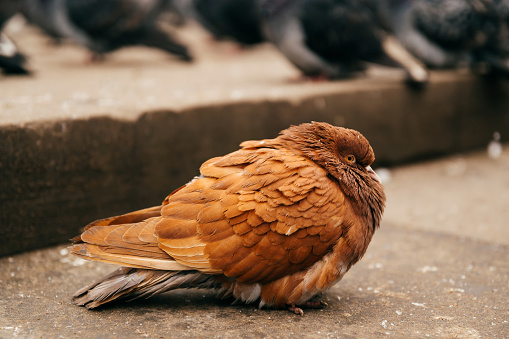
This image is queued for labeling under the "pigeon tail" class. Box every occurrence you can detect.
[73,268,219,309]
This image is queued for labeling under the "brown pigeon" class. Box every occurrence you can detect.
[70,122,386,315]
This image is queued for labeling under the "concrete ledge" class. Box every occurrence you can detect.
[1,27,509,256]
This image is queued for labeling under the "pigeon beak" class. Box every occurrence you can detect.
[366,166,382,184]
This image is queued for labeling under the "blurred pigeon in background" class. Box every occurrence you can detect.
[0,0,30,75]
[470,0,509,77]
[182,0,265,46]
[376,0,509,76]
[260,0,429,84]
[21,0,192,61]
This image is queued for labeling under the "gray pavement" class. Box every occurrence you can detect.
[1,149,508,338]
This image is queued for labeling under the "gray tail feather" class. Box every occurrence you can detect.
[73,268,219,309]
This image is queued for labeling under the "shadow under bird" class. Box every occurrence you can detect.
[21,0,192,61]
[70,122,385,315]
[376,0,509,76]
[259,0,429,84]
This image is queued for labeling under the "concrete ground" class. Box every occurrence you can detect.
[1,148,508,338]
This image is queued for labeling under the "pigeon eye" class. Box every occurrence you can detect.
[345,155,356,163]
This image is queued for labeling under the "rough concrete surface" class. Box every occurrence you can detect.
[1,149,508,338]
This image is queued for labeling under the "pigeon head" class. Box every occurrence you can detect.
[278,122,385,227]
[278,122,375,177]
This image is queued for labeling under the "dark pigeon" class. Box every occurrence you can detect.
[189,0,265,46]
[376,0,509,75]
[260,0,429,84]
[470,0,509,77]
[21,0,192,61]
